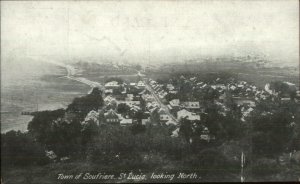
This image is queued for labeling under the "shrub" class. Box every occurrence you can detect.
[1,131,49,167]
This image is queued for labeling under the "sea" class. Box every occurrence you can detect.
[1,58,88,133]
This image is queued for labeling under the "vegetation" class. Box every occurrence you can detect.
[2,70,300,183]
[66,87,104,120]
[1,130,49,167]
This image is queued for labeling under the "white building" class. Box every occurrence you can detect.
[177,109,200,121]
[105,81,120,88]
[137,81,146,88]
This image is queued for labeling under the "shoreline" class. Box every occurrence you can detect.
[1,58,106,134]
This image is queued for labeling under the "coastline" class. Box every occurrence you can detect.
[1,60,90,133]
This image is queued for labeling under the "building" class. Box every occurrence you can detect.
[142,118,150,125]
[82,110,100,126]
[104,96,117,105]
[182,101,200,112]
[105,81,120,89]
[142,94,155,102]
[137,81,146,88]
[105,89,113,95]
[169,90,178,94]
[104,109,122,124]
[171,128,180,137]
[177,109,200,121]
[166,84,175,91]
[165,119,177,126]
[232,97,256,107]
[120,118,133,126]
[170,99,180,107]
[118,101,140,107]
[200,127,216,142]
[160,114,171,122]
[125,94,134,101]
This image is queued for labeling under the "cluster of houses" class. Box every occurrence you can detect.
[148,79,170,99]
[80,75,299,144]
[147,76,299,141]
[104,80,146,95]
[147,78,216,142]
[101,80,149,126]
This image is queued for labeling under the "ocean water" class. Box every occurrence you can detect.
[1,58,89,133]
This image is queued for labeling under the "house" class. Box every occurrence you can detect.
[121,88,127,94]
[82,110,100,126]
[165,119,177,126]
[120,118,133,126]
[142,94,155,102]
[215,84,226,90]
[166,84,175,91]
[280,97,291,102]
[237,84,244,89]
[146,102,159,110]
[105,81,120,89]
[177,109,200,121]
[169,90,178,94]
[137,81,146,88]
[60,156,70,162]
[229,85,237,91]
[142,118,150,125]
[149,80,156,85]
[170,99,180,107]
[241,107,254,122]
[158,108,166,115]
[130,105,141,112]
[182,101,200,112]
[118,101,140,107]
[104,109,122,124]
[169,99,180,114]
[105,89,113,95]
[160,114,171,122]
[104,96,117,105]
[232,97,256,107]
[200,127,215,142]
[171,128,180,137]
[125,94,134,101]
[190,77,197,82]
[45,150,57,160]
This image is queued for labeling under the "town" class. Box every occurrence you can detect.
[3,64,300,182]
[79,71,300,145]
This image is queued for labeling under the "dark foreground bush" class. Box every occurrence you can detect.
[1,130,49,167]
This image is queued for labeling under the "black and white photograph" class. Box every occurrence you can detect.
[1,0,300,183]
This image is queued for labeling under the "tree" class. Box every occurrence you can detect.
[117,103,130,115]
[252,109,293,158]
[1,131,49,166]
[81,118,99,145]
[184,148,232,178]
[131,123,146,135]
[67,87,104,120]
[179,117,193,143]
[27,109,65,144]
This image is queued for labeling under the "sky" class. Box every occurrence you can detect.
[1,0,299,66]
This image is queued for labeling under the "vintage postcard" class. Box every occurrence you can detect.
[1,0,299,183]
